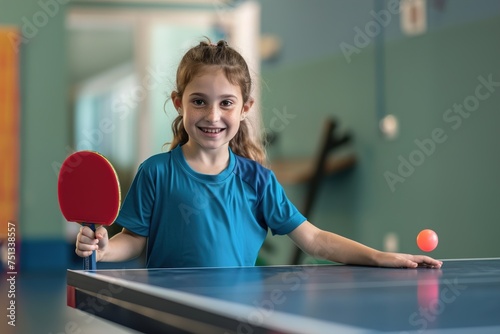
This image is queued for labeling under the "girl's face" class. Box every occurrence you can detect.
[175,66,252,154]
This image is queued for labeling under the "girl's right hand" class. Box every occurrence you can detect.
[75,225,109,261]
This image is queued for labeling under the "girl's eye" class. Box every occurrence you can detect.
[221,100,233,107]
[192,99,205,106]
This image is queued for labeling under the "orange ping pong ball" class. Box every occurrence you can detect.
[417,229,438,252]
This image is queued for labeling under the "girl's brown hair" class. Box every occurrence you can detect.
[168,40,266,165]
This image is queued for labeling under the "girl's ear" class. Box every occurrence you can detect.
[171,92,182,111]
[242,98,254,116]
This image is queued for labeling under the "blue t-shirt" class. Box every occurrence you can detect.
[116,145,306,268]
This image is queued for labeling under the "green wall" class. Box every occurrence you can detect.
[1,0,69,268]
[261,15,500,262]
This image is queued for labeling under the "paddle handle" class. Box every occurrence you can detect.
[83,223,97,271]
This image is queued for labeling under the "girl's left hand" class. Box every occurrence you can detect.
[375,252,443,269]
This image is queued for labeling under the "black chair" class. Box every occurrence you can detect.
[290,118,353,265]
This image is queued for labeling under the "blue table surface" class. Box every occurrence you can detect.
[68,258,500,333]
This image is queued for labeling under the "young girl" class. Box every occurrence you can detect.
[75,40,442,269]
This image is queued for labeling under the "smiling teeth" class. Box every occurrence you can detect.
[202,128,222,133]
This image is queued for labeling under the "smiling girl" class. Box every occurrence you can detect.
[75,40,442,270]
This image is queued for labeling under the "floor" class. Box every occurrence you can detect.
[1,249,143,334]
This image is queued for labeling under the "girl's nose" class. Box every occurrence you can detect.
[205,106,221,123]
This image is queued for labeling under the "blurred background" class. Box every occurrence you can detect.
[1,0,500,271]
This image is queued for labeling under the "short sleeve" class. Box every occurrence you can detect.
[259,172,306,235]
[115,162,156,237]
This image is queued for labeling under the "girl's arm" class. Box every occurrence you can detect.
[76,226,146,262]
[288,221,442,268]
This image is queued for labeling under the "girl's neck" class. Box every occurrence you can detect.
[181,143,230,175]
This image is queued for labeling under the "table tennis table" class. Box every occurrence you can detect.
[67,258,500,333]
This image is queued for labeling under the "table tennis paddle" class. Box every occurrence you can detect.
[57,151,121,270]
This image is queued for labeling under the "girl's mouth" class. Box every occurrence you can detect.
[199,127,225,134]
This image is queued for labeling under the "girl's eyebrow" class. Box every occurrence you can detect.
[220,94,239,100]
[188,92,207,97]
